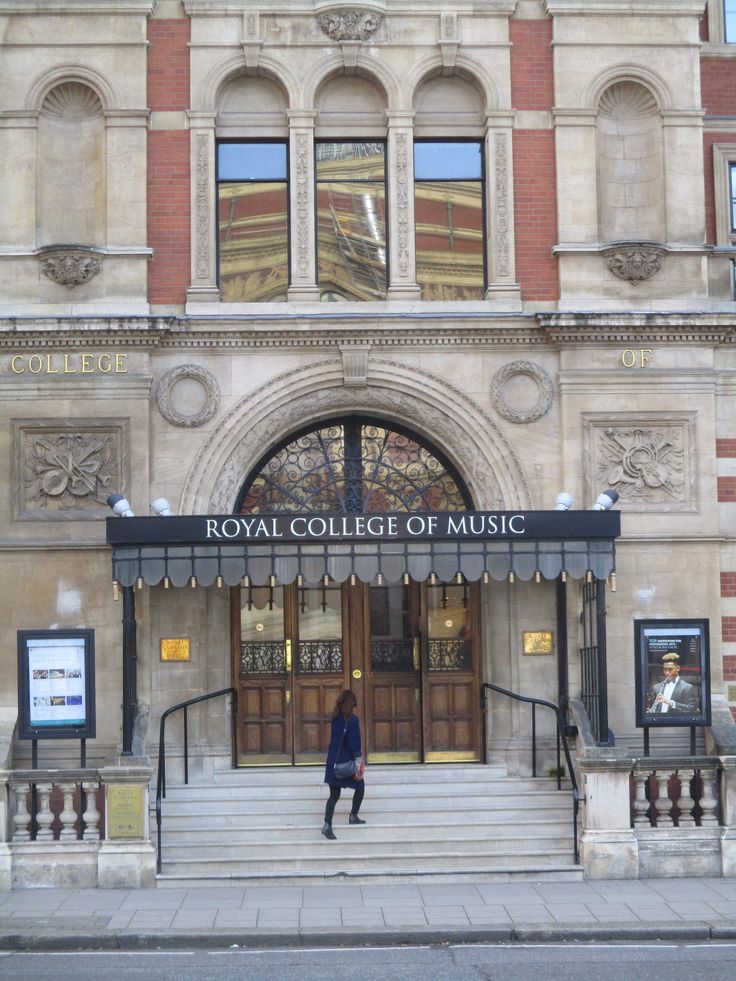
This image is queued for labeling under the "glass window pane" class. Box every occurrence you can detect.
[415,180,485,300]
[316,142,385,181]
[730,163,736,232]
[218,143,287,181]
[414,142,482,180]
[317,183,387,300]
[727,1,736,43]
[218,182,289,301]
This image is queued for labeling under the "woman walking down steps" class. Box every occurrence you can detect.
[322,689,366,840]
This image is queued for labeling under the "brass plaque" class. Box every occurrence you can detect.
[523,630,554,655]
[107,785,145,840]
[160,637,190,661]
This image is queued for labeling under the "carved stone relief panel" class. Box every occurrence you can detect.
[12,419,129,521]
[583,414,696,512]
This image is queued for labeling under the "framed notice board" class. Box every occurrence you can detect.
[634,618,710,729]
[17,629,96,740]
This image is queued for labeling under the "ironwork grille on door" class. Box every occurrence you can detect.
[580,580,610,745]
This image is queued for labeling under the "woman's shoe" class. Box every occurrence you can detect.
[349,814,366,824]
[321,822,337,840]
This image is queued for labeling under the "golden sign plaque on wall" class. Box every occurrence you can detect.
[107,785,145,840]
[523,631,554,655]
[160,638,190,662]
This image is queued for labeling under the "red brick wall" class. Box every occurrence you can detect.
[724,655,736,680]
[509,19,554,111]
[718,476,736,502]
[723,618,736,644]
[148,20,190,111]
[513,130,559,300]
[147,19,191,306]
[717,439,736,458]
[721,572,736,597]
[701,58,736,115]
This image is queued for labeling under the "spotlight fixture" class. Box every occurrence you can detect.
[107,494,135,517]
[554,492,573,511]
[151,498,173,516]
[591,488,619,511]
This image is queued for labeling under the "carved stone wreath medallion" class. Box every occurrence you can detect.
[317,10,383,41]
[601,243,665,284]
[156,364,221,428]
[38,246,103,289]
[490,361,554,424]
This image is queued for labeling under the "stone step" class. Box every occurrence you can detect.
[208,763,511,785]
[159,821,573,848]
[156,866,584,887]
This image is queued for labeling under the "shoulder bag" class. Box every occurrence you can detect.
[332,721,357,779]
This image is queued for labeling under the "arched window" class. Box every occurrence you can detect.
[216,75,289,301]
[237,417,471,514]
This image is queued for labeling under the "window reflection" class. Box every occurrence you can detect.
[727,0,736,43]
[414,141,485,301]
[217,143,289,302]
[730,162,736,233]
[316,142,387,301]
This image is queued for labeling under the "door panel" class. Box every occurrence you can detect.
[423,583,481,761]
[367,584,421,761]
[234,578,481,765]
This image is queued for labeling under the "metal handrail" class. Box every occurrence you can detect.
[155,686,238,873]
[480,682,582,864]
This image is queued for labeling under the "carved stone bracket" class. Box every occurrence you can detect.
[490,361,554,424]
[601,242,666,285]
[317,9,384,41]
[156,364,221,428]
[38,246,103,289]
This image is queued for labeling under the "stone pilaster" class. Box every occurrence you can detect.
[186,112,219,304]
[386,112,420,301]
[485,114,521,308]
[287,112,320,301]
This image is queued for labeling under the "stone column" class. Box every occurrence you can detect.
[484,113,521,308]
[98,761,155,888]
[287,111,320,301]
[186,112,220,304]
[386,111,420,301]
[0,113,37,249]
[578,756,639,879]
[105,111,149,249]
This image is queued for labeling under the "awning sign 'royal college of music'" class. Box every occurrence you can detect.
[107,511,620,589]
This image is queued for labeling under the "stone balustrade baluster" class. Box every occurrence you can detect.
[698,768,719,826]
[35,782,54,841]
[11,782,31,842]
[675,768,696,827]
[653,770,674,827]
[58,782,78,841]
[81,781,101,841]
[632,770,652,827]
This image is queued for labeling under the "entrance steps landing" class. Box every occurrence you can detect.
[155,763,582,886]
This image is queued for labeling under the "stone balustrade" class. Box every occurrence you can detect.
[631,759,720,829]
[0,760,155,889]
[8,770,102,843]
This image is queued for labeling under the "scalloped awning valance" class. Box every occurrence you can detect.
[107,511,619,587]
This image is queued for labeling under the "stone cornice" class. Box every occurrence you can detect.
[183,0,518,14]
[1,313,735,349]
[0,0,153,11]
[545,0,704,13]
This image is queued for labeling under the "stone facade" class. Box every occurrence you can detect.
[1,0,736,879]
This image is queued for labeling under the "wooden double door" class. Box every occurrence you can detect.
[232,580,482,765]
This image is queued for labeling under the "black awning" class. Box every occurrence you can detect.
[108,511,619,587]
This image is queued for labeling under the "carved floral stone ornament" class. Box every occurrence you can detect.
[601,242,666,285]
[38,245,103,289]
[156,364,221,428]
[490,361,554,425]
[316,7,384,41]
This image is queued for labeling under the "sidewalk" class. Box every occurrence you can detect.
[0,876,735,950]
